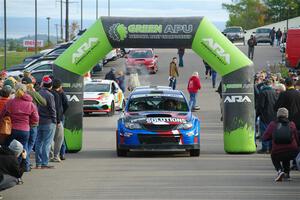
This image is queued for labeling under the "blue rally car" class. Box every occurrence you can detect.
[116,86,200,157]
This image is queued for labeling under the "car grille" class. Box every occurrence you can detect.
[84,100,99,105]
[138,134,181,145]
[142,124,177,132]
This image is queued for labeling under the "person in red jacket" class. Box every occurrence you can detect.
[263,107,300,182]
[187,72,201,111]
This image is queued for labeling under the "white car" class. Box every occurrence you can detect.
[83,79,125,116]
[104,49,118,63]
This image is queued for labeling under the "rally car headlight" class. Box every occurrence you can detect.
[125,122,142,130]
[177,122,193,130]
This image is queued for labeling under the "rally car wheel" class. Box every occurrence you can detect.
[108,102,115,116]
[189,149,200,157]
[121,100,126,111]
[117,148,128,157]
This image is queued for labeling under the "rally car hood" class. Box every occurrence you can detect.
[124,111,192,125]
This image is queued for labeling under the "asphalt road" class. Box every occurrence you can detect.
[2,45,300,200]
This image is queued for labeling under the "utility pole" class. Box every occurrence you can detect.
[55,24,59,43]
[65,0,69,42]
[96,0,99,19]
[35,0,38,54]
[46,17,51,46]
[3,0,7,69]
[80,0,83,30]
[108,0,110,16]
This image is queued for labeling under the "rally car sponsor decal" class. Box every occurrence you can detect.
[146,117,187,124]
[131,93,184,99]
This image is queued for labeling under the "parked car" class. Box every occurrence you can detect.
[125,48,158,74]
[223,26,246,44]
[104,49,118,64]
[83,79,125,116]
[116,86,200,157]
[286,29,300,69]
[254,28,272,45]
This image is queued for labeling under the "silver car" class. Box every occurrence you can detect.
[254,28,272,45]
[223,26,246,45]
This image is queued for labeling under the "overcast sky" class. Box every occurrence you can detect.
[2,0,231,21]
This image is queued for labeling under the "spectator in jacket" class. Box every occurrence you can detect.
[257,79,278,154]
[105,68,117,82]
[49,79,64,163]
[276,28,282,46]
[1,83,39,158]
[274,77,300,131]
[116,71,125,92]
[35,76,56,169]
[187,72,201,111]
[177,48,185,67]
[58,87,69,161]
[21,77,47,171]
[270,27,276,46]
[169,57,179,90]
[247,35,256,60]
[263,108,300,181]
[0,86,13,145]
[0,140,26,192]
[203,60,211,79]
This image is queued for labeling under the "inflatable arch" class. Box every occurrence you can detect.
[54,17,256,153]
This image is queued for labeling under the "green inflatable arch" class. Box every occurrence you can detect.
[54,17,256,153]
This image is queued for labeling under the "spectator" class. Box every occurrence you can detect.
[0,86,13,145]
[22,77,47,171]
[257,79,277,154]
[1,83,39,158]
[128,73,140,92]
[187,72,201,111]
[274,83,286,94]
[247,35,256,60]
[105,68,117,82]
[0,140,26,192]
[49,79,64,163]
[203,60,211,79]
[276,28,282,46]
[270,27,276,46]
[216,81,223,121]
[274,77,300,131]
[211,69,217,88]
[58,86,69,161]
[0,71,7,81]
[263,108,299,181]
[177,48,185,67]
[169,57,179,90]
[116,71,125,93]
[35,76,56,169]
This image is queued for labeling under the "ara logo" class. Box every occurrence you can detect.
[224,95,251,103]
[202,38,230,65]
[72,37,99,64]
[66,95,80,102]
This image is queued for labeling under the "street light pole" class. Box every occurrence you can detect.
[65,0,69,42]
[80,0,83,30]
[35,0,38,54]
[96,0,98,19]
[60,0,63,41]
[46,17,51,46]
[108,0,110,16]
[3,0,7,69]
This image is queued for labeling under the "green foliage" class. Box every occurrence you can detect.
[263,0,299,23]
[222,0,268,29]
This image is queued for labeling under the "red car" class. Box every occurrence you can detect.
[286,29,300,69]
[125,49,158,74]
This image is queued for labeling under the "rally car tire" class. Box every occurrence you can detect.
[121,100,126,111]
[117,148,128,157]
[189,149,200,157]
[108,102,115,116]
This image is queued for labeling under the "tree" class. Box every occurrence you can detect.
[222,0,268,29]
[8,40,17,51]
[263,0,299,23]
[69,21,80,40]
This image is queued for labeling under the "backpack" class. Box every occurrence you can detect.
[273,122,292,144]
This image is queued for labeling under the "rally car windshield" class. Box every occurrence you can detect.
[128,94,189,112]
[84,83,110,93]
[129,51,153,58]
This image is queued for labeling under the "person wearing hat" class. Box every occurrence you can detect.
[0,140,27,192]
[263,108,300,182]
[257,79,278,154]
[35,76,56,169]
[22,76,46,171]
[104,67,117,82]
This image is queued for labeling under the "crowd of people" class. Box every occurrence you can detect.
[0,71,69,193]
[255,70,300,181]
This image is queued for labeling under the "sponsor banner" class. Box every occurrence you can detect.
[191,17,253,76]
[223,95,252,103]
[23,40,44,47]
[146,117,187,124]
[101,17,202,48]
[54,20,113,75]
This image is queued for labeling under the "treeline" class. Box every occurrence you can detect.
[222,0,300,29]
